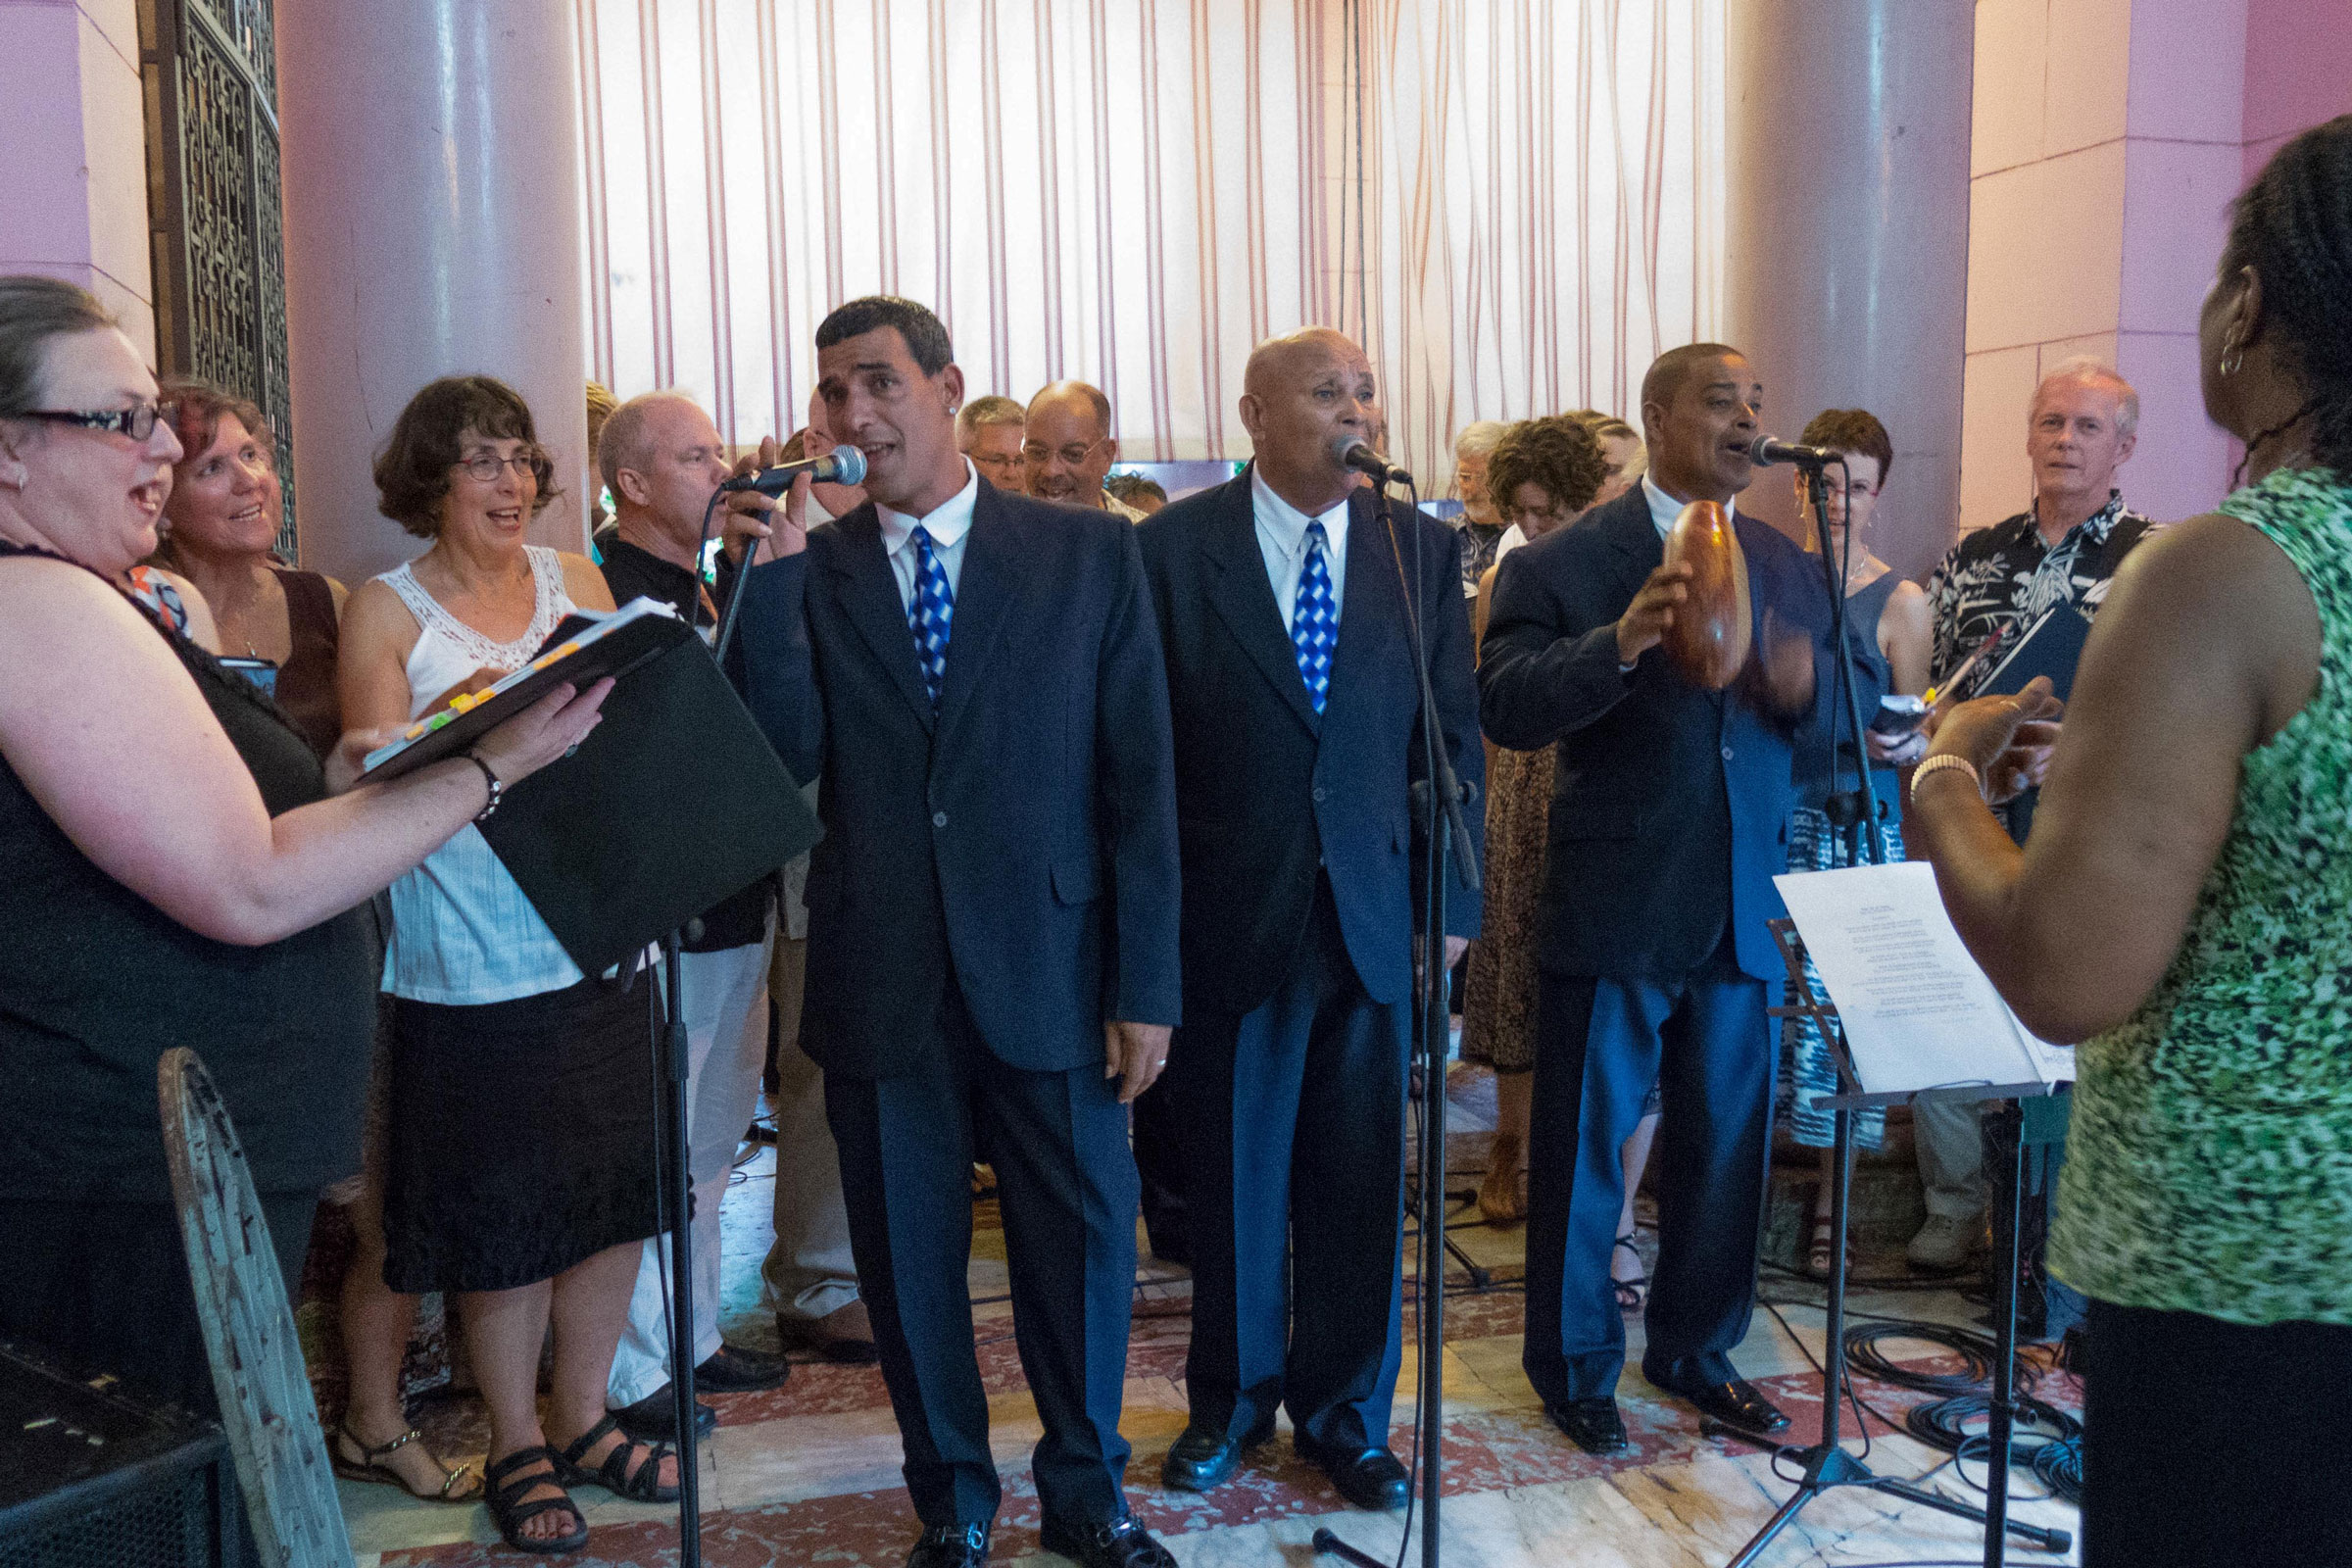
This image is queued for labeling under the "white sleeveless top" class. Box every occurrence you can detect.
[378,546,584,1004]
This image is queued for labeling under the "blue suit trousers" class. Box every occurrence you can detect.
[1522,941,1776,1405]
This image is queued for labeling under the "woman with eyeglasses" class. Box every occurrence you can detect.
[1778,408,1932,1279]
[0,280,606,1442]
[338,375,675,1554]
[150,380,349,758]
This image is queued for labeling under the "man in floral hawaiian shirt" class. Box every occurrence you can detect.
[1912,357,2153,1285]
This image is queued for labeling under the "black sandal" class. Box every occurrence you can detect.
[330,1421,480,1501]
[556,1412,679,1502]
[482,1446,589,1556]
[1612,1235,1648,1314]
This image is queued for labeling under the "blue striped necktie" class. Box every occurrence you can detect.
[1292,519,1336,714]
[907,525,955,708]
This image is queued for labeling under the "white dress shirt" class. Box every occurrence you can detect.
[1641,472,1736,540]
[1251,466,1351,632]
[876,459,981,611]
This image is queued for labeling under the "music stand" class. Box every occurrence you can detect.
[1706,919,2072,1568]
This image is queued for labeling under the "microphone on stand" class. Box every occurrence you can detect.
[1748,434,1840,468]
[1333,434,1411,487]
[717,444,869,495]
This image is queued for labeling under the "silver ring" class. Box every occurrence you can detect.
[564,744,580,759]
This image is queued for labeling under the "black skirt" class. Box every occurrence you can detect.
[383,974,660,1294]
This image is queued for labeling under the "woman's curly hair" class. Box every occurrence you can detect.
[373,375,561,539]
[1487,415,1608,522]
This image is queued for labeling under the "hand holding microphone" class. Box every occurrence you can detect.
[728,441,872,564]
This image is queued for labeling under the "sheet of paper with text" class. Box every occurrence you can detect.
[1774,861,2075,1097]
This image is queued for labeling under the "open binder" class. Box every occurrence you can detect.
[361,597,821,976]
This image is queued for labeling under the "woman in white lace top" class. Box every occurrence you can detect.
[339,376,674,1554]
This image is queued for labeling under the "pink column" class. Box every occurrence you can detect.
[0,0,157,358]
[1723,0,1979,582]
[275,0,589,585]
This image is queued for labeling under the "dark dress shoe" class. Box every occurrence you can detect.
[696,1342,790,1392]
[1159,1416,1275,1492]
[1642,1355,1789,1433]
[777,1300,882,1365]
[1297,1438,1411,1511]
[612,1387,716,1442]
[906,1521,991,1568]
[1545,1397,1630,1455]
[1039,1512,1177,1568]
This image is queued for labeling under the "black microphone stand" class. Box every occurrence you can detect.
[630,483,746,1568]
[1706,466,2068,1567]
[1314,474,1479,1568]
[654,933,704,1568]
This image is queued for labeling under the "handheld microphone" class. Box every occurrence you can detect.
[1333,435,1411,487]
[1748,435,1839,468]
[717,445,869,495]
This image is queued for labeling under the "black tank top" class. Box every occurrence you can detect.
[0,541,373,1200]
[1791,567,1907,809]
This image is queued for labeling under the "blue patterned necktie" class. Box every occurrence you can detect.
[1291,519,1337,714]
[907,524,955,709]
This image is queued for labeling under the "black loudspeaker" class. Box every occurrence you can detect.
[0,1342,244,1568]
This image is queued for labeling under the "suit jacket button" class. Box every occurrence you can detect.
[1312,786,1328,803]
[1721,746,1734,760]
[933,810,949,828]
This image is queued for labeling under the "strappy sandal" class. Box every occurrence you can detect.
[555,1412,680,1502]
[1805,1214,1837,1279]
[1612,1235,1648,1314]
[330,1421,481,1501]
[482,1446,589,1556]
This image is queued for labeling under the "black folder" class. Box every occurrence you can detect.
[476,635,821,976]
[356,598,693,783]
[1978,604,2095,703]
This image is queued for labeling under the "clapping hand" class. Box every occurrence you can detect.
[1923,676,2064,805]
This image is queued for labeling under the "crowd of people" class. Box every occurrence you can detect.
[0,115,2346,1568]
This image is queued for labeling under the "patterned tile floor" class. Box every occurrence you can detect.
[343,1071,2082,1568]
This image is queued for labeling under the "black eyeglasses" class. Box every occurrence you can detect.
[16,401,177,442]
[451,448,546,483]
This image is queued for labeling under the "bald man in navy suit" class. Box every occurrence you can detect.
[1480,343,1832,1456]
[1140,329,1483,1511]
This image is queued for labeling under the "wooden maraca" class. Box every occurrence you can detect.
[1660,499,1751,689]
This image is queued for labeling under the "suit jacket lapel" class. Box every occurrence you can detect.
[1327,486,1401,723]
[933,485,1024,746]
[1602,486,1665,605]
[1200,472,1322,735]
[825,506,936,731]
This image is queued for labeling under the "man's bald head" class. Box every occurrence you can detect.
[1242,327,1370,401]
[598,390,709,501]
[600,390,732,556]
[1021,379,1119,504]
[1238,327,1381,514]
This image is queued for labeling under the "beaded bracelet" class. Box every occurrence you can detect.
[1909,753,1983,805]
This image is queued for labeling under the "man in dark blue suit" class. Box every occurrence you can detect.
[728,297,1183,1568]
[1138,329,1483,1509]
[1479,343,1827,1455]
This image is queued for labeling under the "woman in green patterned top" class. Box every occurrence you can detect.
[1909,117,2352,1568]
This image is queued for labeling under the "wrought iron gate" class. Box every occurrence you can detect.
[141,0,296,563]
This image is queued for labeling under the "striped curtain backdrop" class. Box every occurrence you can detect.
[573,0,1724,492]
